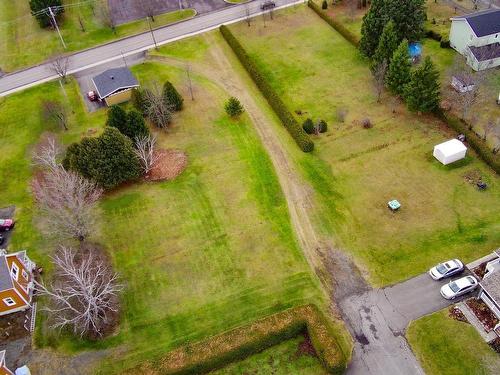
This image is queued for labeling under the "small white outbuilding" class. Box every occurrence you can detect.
[433,139,467,165]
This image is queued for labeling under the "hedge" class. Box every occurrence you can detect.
[126,304,347,374]
[308,0,360,47]
[438,111,500,174]
[219,25,314,152]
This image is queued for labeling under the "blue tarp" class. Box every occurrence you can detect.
[408,43,422,58]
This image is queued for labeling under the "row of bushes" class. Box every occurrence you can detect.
[126,304,347,374]
[219,25,314,152]
[308,0,360,47]
[424,29,450,48]
[438,111,500,174]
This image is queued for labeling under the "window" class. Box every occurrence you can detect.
[3,298,16,307]
[11,263,19,280]
[22,270,28,280]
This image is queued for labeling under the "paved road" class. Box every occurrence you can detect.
[340,271,472,375]
[0,0,300,97]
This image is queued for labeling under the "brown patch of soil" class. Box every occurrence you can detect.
[295,332,317,358]
[472,262,487,279]
[466,298,499,331]
[148,149,188,182]
[0,311,31,342]
[448,306,468,323]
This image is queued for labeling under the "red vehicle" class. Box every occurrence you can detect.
[0,219,15,232]
[87,90,98,102]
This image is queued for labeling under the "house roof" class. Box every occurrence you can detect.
[481,270,500,304]
[92,68,139,99]
[469,43,500,62]
[452,9,500,37]
[0,255,13,292]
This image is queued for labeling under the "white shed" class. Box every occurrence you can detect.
[433,139,467,165]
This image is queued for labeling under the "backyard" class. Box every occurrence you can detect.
[228,5,500,286]
[407,309,500,375]
[0,0,194,72]
[0,32,346,373]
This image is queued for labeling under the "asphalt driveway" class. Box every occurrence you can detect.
[339,270,473,375]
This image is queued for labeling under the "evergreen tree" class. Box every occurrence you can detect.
[302,118,314,134]
[163,81,183,111]
[385,39,412,96]
[29,0,64,28]
[125,110,150,141]
[372,20,400,69]
[63,127,141,189]
[131,89,147,115]
[105,105,127,130]
[224,97,244,117]
[360,0,425,58]
[404,57,441,113]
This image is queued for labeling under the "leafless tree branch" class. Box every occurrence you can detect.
[134,134,161,174]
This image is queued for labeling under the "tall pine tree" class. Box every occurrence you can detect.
[372,20,400,69]
[163,81,184,111]
[404,57,441,113]
[385,39,412,96]
[29,0,64,28]
[360,0,425,58]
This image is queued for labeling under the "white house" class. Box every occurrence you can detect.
[449,9,500,71]
[433,139,467,165]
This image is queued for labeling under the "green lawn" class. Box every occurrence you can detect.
[229,5,500,286]
[1,52,331,373]
[212,335,328,375]
[407,309,500,375]
[0,0,194,72]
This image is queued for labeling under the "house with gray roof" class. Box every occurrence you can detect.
[478,249,500,337]
[91,67,139,106]
[449,9,500,71]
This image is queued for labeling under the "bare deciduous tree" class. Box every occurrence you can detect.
[42,100,69,130]
[31,137,103,241]
[134,134,161,174]
[372,59,388,103]
[97,1,115,32]
[144,84,173,129]
[186,63,194,101]
[35,245,122,338]
[50,55,69,82]
[245,3,251,26]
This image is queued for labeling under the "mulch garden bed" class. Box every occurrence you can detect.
[0,310,31,342]
[295,331,317,358]
[466,298,499,331]
[448,306,469,324]
[489,337,500,354]
[472,262,487,279]
[147,149,188,182]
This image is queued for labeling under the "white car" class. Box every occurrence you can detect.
[440,276,478,300]
[429,259,464,280]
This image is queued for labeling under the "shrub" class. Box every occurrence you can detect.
[318,119,328,133]
[163,81,184,111]
[308,1,360,47]
[106,105,127,130]
[125,305,347,375]
[225,97,244,117]
[303,118,314,134]
[30,0,63,28]
[362,118,373,128]
[220,25,314,152]
[131,88,148,115]
[106,107,149,141]
[425,29,442,42]
[440,38,450,48]
[64,127,141,189]
[322,0,328,9]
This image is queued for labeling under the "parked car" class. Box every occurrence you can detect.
[440,275,478,300]
[0,234,4,245]
[261,1,276,10]
[429,259,464,280]
[0,219,14,232]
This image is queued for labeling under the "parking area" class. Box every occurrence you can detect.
[108,0,233,25]
[0,206,15,248]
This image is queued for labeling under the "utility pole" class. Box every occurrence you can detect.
[147,16,158,50]
[48,6,66,49]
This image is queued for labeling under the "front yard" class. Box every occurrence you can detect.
[408,309,500,375]
[228,5,500,286]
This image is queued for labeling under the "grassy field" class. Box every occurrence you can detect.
[407,309,500,375]
[0,0,194,72]
[212,335,328,375]
[229,5,500,286]
[1,40,336,373]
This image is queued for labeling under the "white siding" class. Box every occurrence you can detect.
[450,20,473,53]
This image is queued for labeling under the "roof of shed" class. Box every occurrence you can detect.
[452,9,500,37]
[92,68,139,99]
